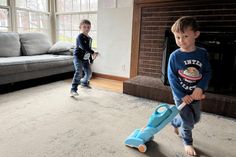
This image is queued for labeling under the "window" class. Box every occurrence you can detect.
[16,0,48,12]
[0,0,98,44]
[16,0,50,34]
[0,0,7,6]
[0,0,10,32]
[56,0,98,48]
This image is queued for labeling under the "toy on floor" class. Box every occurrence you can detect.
[124,103,185,152]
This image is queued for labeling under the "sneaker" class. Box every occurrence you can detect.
[70,91,79,97]
[81,84,92,89]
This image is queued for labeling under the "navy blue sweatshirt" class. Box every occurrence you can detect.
[74,33,94,61]
[167,47,211,100]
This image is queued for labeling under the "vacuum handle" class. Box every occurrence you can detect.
[177,102,187,111]
[177,94,206,111]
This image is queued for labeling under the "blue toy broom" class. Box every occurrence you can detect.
[124,102,188,153]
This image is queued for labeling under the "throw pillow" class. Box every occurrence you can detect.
[20,32,52,56]
[48,41,75,54]
[0,32,21,57]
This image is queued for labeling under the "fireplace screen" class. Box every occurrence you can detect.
[162,30,236,95]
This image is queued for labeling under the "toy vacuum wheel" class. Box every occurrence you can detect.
[138,144,147,153]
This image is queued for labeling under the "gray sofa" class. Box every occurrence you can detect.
[0,32,74,85]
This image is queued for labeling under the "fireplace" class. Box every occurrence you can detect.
[161,30,236,96]
[124,0,236,118]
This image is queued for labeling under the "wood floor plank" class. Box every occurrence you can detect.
[90,77,123,93]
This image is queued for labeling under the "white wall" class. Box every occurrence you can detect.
[92,0,133,78]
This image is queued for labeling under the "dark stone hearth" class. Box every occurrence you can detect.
[123,76,173,104]
[123,76,236,118]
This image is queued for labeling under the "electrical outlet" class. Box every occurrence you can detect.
[122,65,126,71]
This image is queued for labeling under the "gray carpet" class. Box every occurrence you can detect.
[0,80,235,157]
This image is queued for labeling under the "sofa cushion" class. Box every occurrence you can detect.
[20,32,52,56]
[0,32,21,57]
[48,41,75,54]
[0,54,73,76]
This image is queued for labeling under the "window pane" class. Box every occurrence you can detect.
[27,0,38,10]
[90,0,98,11]
[16,0,26,8]
[80,14,88,21]
[64,0,72,12]
[39,14,48,29]
[58,30,65,40]
[29,12,39,29]
[89,14,97,31]
[81,0,89,12]
[73,0,80,12]
[38,0,48,12]
[65,30,72,42]
[57,15,65,30]
[16,10,29,30]
[64,15,71,30]
[72,14,80,30]
[0,0,7,6]
[56,0,64,12]
[57,0,98,12]
[0,8,9,27]
[16,0,48,12]
[72,30,79,43]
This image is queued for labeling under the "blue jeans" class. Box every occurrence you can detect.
[71,56,91,92]
[171,99,201,145]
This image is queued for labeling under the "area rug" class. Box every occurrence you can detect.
[0,80,235,157]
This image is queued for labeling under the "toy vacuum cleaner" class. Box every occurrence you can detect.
[124,102,187,153]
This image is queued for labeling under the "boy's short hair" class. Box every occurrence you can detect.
[171,16,199,33]
[80,19,91,26]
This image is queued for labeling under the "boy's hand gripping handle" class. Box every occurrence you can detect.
[177,94,206,111]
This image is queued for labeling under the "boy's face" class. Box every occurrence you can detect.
[80,23,91,35]
[173,27,200,52]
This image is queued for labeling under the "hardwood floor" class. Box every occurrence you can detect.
[65,76,123,93]
[90,77,123,93]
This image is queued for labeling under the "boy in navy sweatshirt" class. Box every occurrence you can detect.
[167,16,211,156]
[70,19,98,96]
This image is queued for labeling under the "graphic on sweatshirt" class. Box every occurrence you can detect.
[178,60,203,91]
[178,67,202,82]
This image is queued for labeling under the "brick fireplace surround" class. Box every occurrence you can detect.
[123,0,236,118]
